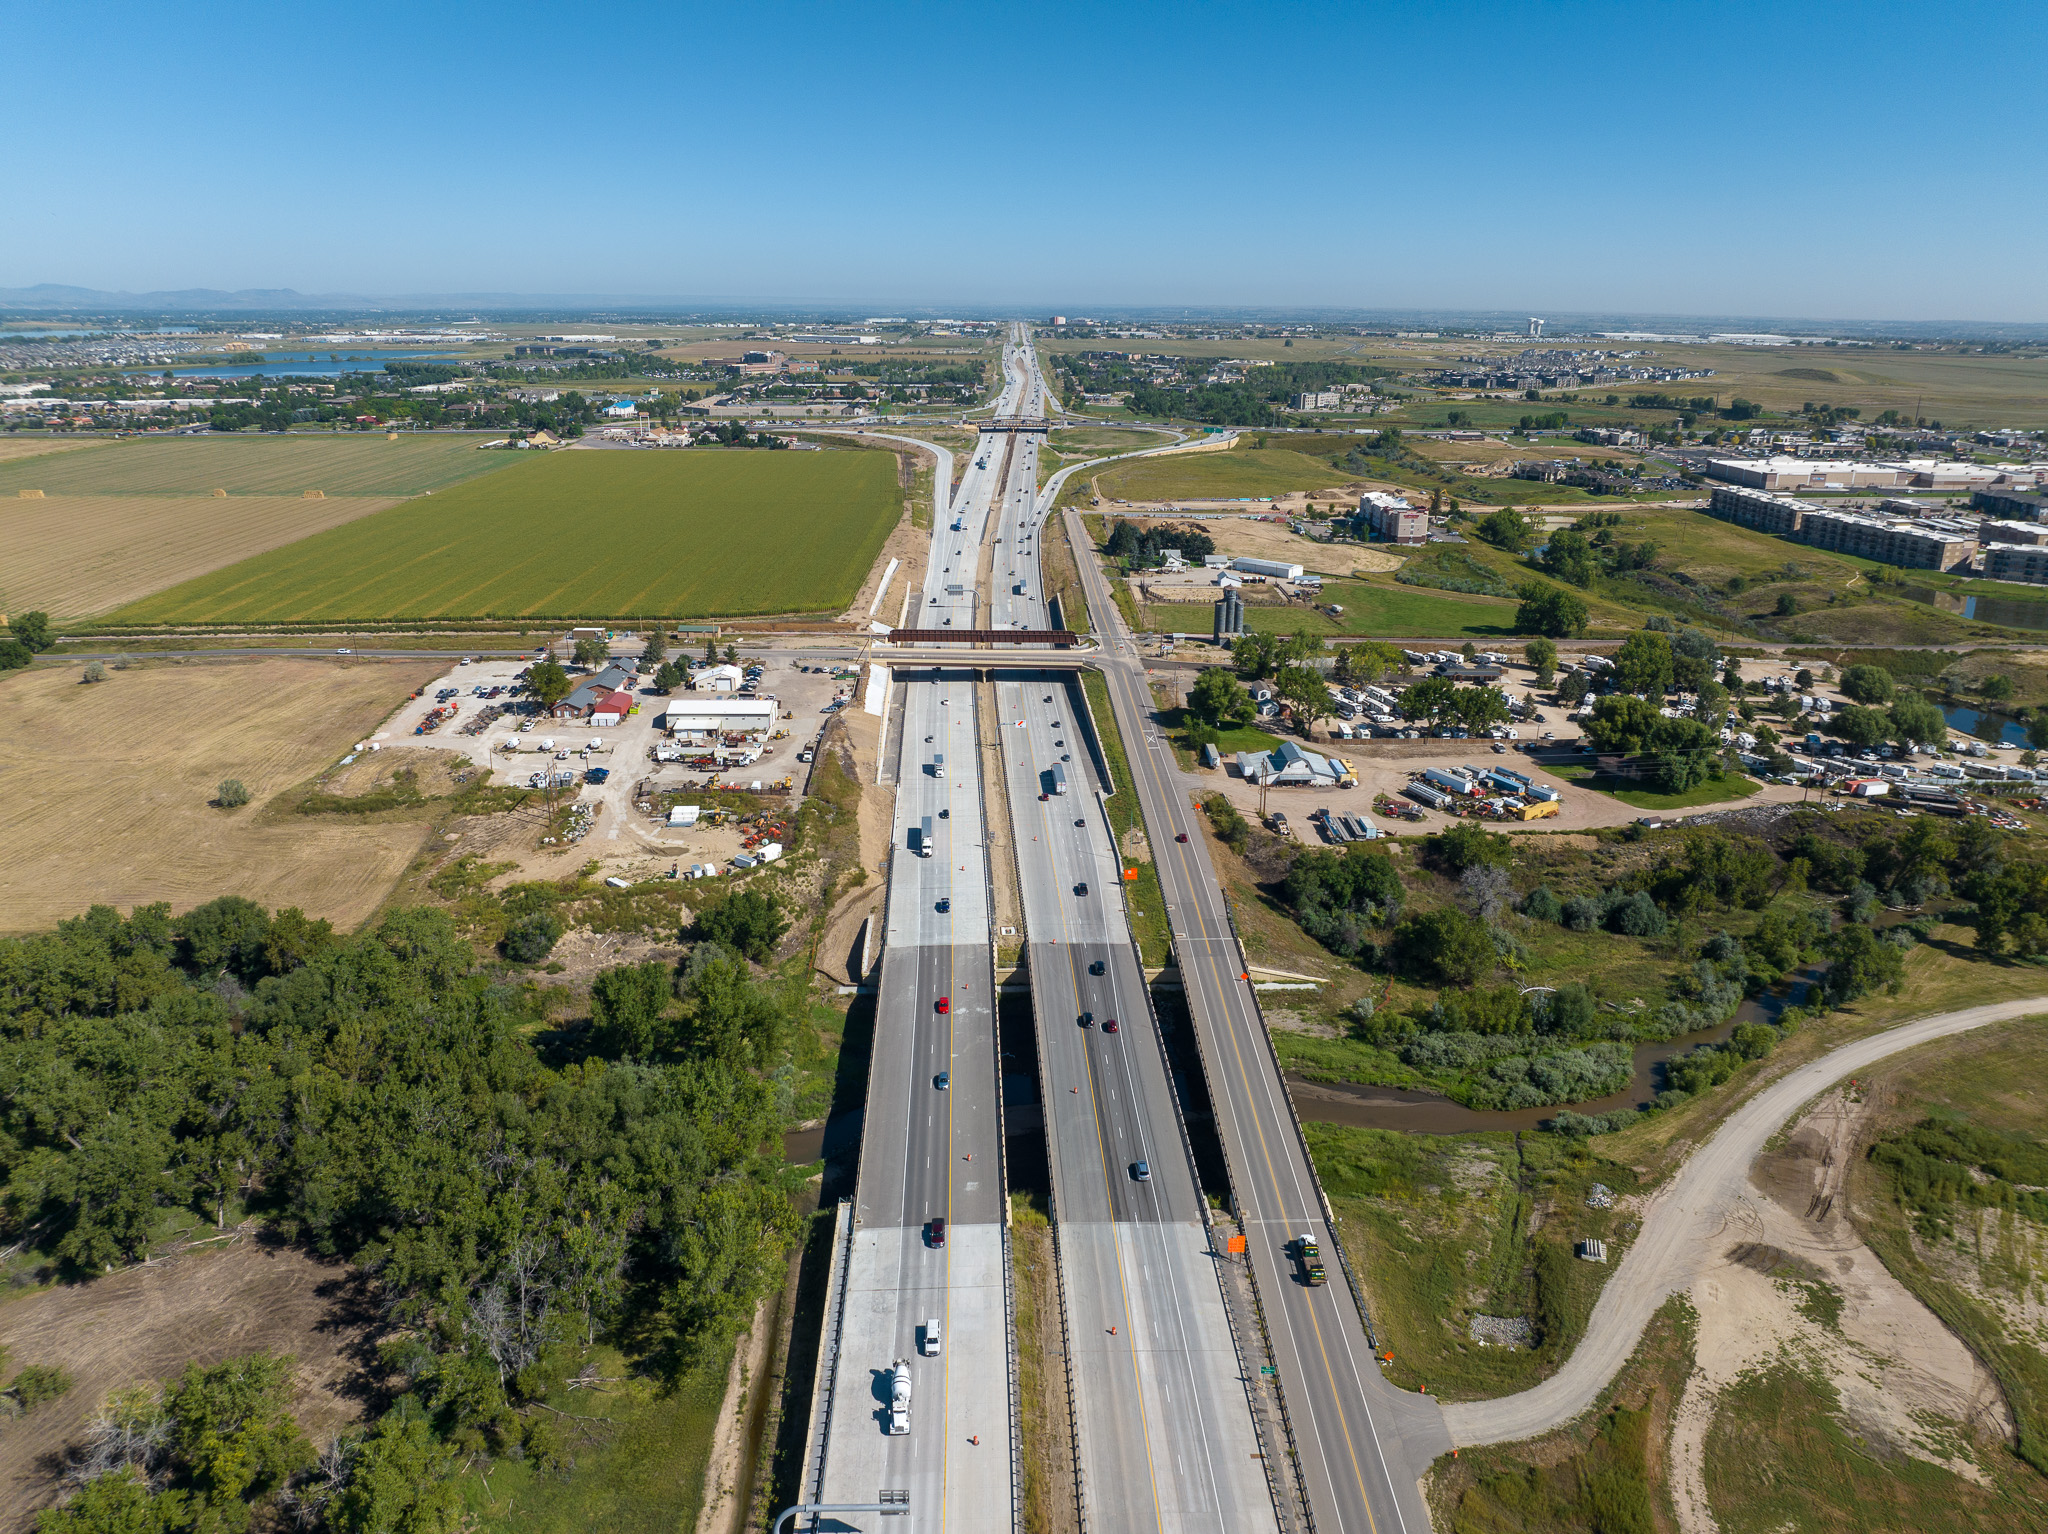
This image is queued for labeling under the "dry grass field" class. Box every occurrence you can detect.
[0,432,521,497]
[0,437,98,465]
[0,1241,373,1533]
[2,494,404,619]
[0,656,441,934]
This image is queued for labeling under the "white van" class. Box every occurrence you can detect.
[921,1318,942,1357]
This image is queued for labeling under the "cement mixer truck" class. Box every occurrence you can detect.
[888,1359,913,1435]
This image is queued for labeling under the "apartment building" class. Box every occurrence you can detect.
[1982,542,2048,584]
[1707,484,1813,535]
[1355,490,1429,543]
[1798,509,1976,570]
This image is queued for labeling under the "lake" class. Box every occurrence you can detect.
[148,350,474,379]
[1940,704,2031,748]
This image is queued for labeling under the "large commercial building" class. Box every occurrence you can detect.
[1982,543,2048,584]
[1708,484,1814,535]
[1355,490,1429,544]
[1231,557,1306,580]
[1705,456,1911,491]
[1798,509,1976,570]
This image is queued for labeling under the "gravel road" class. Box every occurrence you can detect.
[1440,993,2048,1447]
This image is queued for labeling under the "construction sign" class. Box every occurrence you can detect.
[1124,867,1139,881]
[1226,1234,1247,1254]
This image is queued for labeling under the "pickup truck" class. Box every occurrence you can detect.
[1294,1232,1326,1286]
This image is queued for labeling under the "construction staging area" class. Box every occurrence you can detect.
[798,331,1442,1533]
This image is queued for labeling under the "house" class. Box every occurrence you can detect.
[556,663,639,717]
[692,663,745,692]
[522,428,561,448]
[590,690,636,726]
[1236,739,1345,786]
[602,400,639,418]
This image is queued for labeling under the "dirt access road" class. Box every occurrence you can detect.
[1438,993,2048,1448]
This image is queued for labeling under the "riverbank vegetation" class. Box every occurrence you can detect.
[1,897,824,1532]
[1212,797,2048,1133]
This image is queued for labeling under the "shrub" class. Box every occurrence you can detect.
[1610,891,1666,938]
[215,778,252,809]
[1432,820,1513,874]
[82,661,107,683]
[7,1363,72,1412]
[1521,886,1564,924]
[696,890,787,962]
[502,910,563,963]
[1393,908,1496,986]
[1562,895,1602,931]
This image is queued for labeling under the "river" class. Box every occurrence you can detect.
[1902,584,2048,633]
[1288,965,1828,1134]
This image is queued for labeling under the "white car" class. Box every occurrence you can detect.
[335,647,352,655]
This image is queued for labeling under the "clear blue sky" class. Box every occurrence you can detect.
[6,0,2043,320]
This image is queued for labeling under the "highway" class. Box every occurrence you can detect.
[984,349,1276,1533]
[1021,344,1451,1530]
[808,345,1034,1531]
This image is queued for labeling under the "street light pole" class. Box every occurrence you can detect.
[772,1494,910,1533]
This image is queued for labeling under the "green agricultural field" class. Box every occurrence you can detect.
[0,432,524,497]
[110,447,902,624]
[1095,447,1358,502]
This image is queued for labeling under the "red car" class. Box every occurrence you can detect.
[928,1218,947,1247]
[1176,832,1189,842]
[1103,1019,1120,1034]
[936,997,950,1015]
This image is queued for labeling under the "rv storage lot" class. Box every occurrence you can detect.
[110,447,903,625]
[0,656,441,933]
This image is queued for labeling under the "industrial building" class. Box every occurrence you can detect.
[1354,491,1429,544]
[1231,557,1305,580]
[656,697,778,738]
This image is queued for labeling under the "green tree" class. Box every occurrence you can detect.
[642,629,667,667]
[1823,923,1906,1004]
[1980,674,2014,702]
[1188,666,1254,727]
[1775,591,1799,616]
[1524,637,1558,685]
[696,890,786,962]
[1830,705,1893,747]
[1889,693,1946,747]
[572,635,609,667]
[0,637,32,672]
[9,610,54,653]
[1397,675,1460,725]
[328,1401,463,1534]
[164,1351,312,1516]
[215,779,251,809]
[1514,583,1589,638]
[1537,530,1599,587]
[1432,820,1513,874]
[1449,685,1510,731]
[34,1469,188,1534]
[1274,663,1331,737]
[683,950,788,1064]
[1839,664,1895,705]
[653,660,685,693]
[592,961,676,1057]
[1614,630,1674,695]
[1394,908,1495,986]
[1231,631,1282,680]
[1671,652,1715,694]
[524,659,572,713]
[7,1364,72,1413]
[1476,507,1531,551]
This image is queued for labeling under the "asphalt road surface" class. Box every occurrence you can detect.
[1057,493,1451,1533]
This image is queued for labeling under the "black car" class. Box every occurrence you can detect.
[1074,882,1089,896]
[936,897,951,913]
[1079,1011,1094,1027]
[1089,960,1105,975]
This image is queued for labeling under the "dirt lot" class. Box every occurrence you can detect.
[0,438,99,466]
[2,493,405,619]
[0,655,440,933]
[0,1239,377,1532]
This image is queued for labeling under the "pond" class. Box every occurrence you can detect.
[1939,704,2031,748]
[1902,584,2048,633]
[1287,965,1827,1134]
[142,350,473,379]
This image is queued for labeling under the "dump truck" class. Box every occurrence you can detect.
[1295,1232,1326,1286]
[888,1359,913,1434]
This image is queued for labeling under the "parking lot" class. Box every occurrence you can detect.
[368,647,862,877]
